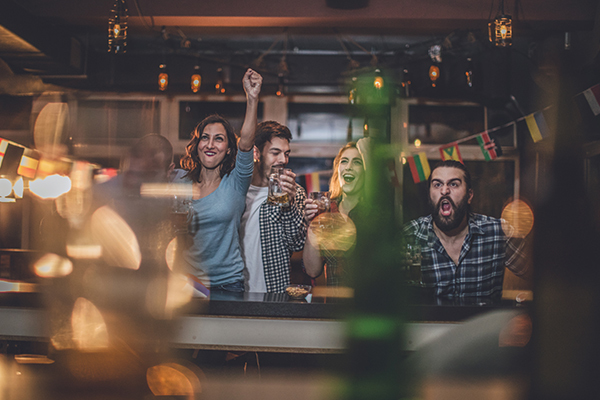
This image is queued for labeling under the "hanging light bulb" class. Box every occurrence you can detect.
[348,76,358,104]
[429,65,440,87]
[276,74,285,97]
[158,64,168,91]
[373,68,384,90]
[363,116,369,137]
[401,68,411,97]
[488,0,512,47]
[191,65,201,93]
[465,58,474,88]
[108,0,128,53]
[347,118,353,142]
[215,67,225,94]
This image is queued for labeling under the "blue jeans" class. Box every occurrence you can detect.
[212,280,244,292]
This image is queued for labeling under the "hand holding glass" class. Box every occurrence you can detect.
[268,167,291,207]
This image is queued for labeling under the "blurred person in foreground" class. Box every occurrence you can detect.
[171,68,262,292]
[302,140,368,286]
[239,121,307,293]
[403,160,529,300]
[93,133,175,261]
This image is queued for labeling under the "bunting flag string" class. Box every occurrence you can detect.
[406,153,431,183]
[439,142,463,163]
[583,85,600,115]
[476,132,498,160]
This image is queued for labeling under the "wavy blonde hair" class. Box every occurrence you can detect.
[328,142,358,202]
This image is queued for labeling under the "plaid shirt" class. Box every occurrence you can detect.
[403,213,528,298]
[259,186,307,293]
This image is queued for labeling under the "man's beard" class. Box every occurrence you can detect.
[430,194,469,232]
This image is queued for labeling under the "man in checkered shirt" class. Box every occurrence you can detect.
[239,121,307,293]
[403,160,529,299]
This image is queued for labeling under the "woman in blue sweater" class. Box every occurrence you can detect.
[173,69,262,292]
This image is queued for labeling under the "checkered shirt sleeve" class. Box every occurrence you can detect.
[260,186,307,293]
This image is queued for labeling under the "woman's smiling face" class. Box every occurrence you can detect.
[197,122,229,170]
[337,147,364,197]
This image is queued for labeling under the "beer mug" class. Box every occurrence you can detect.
[267,167,290,207]
[309,191,330,216]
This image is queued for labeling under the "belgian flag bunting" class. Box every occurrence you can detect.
[406,153,431,183]
[439,143,463,163]
[525,111,549,143]
[476,132,498,161]
[17,148,39,179]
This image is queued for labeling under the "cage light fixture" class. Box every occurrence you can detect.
[488,0,512,47]
[429,65,440,87]
[348,76,358,104]
[108,0,128,53]
[215,67,225,94]
[373,68,384,90]
[401,68,411,97]
[465,58,474,87]
[276,74,285,97]
[158,64,168,91]
[191,65,201,93]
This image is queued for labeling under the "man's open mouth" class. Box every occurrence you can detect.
[440,199,453,217]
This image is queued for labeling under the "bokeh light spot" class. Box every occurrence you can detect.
[501,199,534,238]
[71,297,109,351]
[147,362,203,396]
[34,253,73,278]
[309,213,357,252]
[29,175,72,199]
[91,206,141,270]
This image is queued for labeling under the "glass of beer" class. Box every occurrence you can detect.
[309,191,330,216]
[267,167,290,206]
[171,195,192,234]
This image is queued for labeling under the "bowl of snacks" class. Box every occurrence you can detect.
[285,284,311,299]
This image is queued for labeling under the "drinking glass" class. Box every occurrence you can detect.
[267,167,291,207]
[171,195,192,234]
[309,191,331,216]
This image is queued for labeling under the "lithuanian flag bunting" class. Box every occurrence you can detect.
[439,143,463,163]
[406,153,431,184]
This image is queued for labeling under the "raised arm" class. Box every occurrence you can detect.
[238,68,263,152]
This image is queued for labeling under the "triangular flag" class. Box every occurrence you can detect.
[476,132,498,161]
[525,112,549,143]
[439,143,463,163]
[582,84,600,116]
[17,148,39,179]
[406,153,431,183]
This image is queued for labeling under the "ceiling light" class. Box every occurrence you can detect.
[108,0,128,54]
[488,0,512,47]
[158,64,168,91]
[191,65,201,93]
